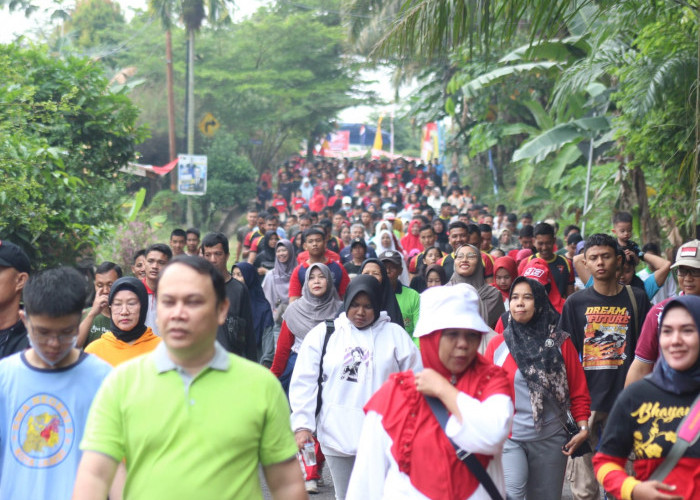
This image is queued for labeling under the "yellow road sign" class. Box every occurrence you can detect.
[199,112,220,137]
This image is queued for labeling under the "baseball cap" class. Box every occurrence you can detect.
[672,240,700,269]
[350,238,367,249]
[356,182,367,190]
[378,250,402,267]
[337,173,346,181]
[342,196,352,205]
[334,184,343,191]
[0,241,31,274]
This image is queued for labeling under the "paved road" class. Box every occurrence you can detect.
[260,461,579,499]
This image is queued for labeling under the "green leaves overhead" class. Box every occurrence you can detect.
[460,62,560,98]
[512,116,610,163]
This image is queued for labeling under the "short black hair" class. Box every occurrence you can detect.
[496,204,506,214]
[642,242,661,255]
[160,256,226,305]
[563,224,581,236]
[319,218,333,230]
[519,225,534,238]
[170,228,186,239]
[264,214,279,223]
[448,221,468,233]
[567,232,583,246]
[133,249,146,263]
[584,233,619,255]
[299,214,312,222]
[146,243,173,260]
[303,227,326,242]
[419,225,435,234]
[534,222,555,238]
[23,267,88,317]
[466,224,481,237]
[507,213,518,224]
[479,224,492,234]
[613,211,633,225]
[95,261,123,278]
[186,227,200,238]
[521,212,533,220]
[201,232,230,255]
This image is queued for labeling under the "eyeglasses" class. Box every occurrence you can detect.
[455,252,479,261]
[111,300,140,312]
[677,267,700,278]
[28,322,79,345]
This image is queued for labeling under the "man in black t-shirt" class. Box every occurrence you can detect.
[558,233,651,500]
[0,241,30,359]
[532,222,575,298]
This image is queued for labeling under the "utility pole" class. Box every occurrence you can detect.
[166,29,177,191]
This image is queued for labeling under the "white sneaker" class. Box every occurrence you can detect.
[305,480,319,494]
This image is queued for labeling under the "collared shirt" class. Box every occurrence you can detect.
[153,340,230,387]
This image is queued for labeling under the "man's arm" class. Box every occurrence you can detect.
[643,252,672,287]
[77,295,107,348]
[572,254,591,286]
[263,457,306,500]
[72,451,119,500]
[624,358,654,387]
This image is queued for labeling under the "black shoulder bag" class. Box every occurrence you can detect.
[315,320,335,418]
[425,395,504,500]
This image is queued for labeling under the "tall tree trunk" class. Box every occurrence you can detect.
[631,166,660,244]
[166,29,177,190]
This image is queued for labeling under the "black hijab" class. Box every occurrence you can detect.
[108,277,148,343]
[343,275,383,328]
[358,258,404,327]
[254,231,278,269]
[648,295,700,395]
[503,276,570,430]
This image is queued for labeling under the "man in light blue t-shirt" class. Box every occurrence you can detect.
[0,267,111,500]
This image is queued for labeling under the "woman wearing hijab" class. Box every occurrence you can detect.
[593,295,700,500]
[485,277,590,500]
[252,230,279,274]
[270,263,343,493]
[271,263,343,392]
[370,229,410,285]
[448,244,505,329]
[347,284,514,500]
[290,276,421,500]
[300,177,314,201]
[85,277,161,367]
[401,220,423,258]
[359,258,404,327]
[262,239,295,324]
[425,264,448,288]
[432,218,450,253]
[232,262,275,366]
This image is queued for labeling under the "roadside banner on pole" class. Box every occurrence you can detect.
[178,154,207,195]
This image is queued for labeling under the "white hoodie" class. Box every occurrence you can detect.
[289,312,422,457]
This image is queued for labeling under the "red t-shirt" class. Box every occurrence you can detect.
[271,197,288,213]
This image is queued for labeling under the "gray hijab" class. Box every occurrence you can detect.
[283,263,343,338]
[448,244,505,328]
[262,239,295,308]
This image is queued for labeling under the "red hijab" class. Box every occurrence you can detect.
[364,330,510,499]
[401,219,423,256]
[491,256,517,300]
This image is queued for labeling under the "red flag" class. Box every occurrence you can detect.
[152,158,178,175]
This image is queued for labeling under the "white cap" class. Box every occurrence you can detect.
[413,284,489,338]
[672,240,700,269]
[334,184,343,191]
[342,196,352,205]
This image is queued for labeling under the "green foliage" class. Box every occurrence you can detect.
[62,0,126,61]
[0,43,146,268]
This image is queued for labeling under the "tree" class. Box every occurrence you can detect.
[195,4,368,171]
[0,43,146,268]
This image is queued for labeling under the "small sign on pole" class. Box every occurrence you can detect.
[177,154,207,195]
[198,113,220,137]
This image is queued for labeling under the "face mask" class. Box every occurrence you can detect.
[27,334,77,368]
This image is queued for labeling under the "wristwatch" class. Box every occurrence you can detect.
[579,426,589,432]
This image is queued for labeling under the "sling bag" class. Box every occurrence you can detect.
[425,395,504,500]
[315,320,335,418]
[649,392,700,481]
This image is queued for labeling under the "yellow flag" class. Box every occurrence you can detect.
[373,116,383,151]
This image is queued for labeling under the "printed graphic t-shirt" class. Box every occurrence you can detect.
[558,286,651,412]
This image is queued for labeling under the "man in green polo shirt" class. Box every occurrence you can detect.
[73,256,305,500]
[379,250,420,345]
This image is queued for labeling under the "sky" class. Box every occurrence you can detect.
[0,0,406,123]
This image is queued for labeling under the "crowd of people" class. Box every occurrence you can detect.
[0,155,698,500]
